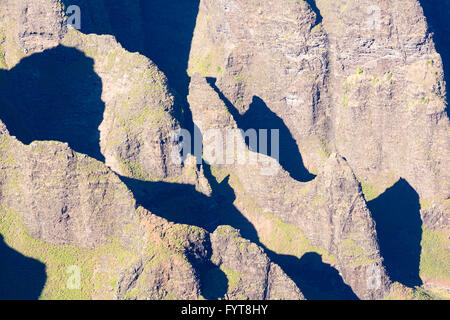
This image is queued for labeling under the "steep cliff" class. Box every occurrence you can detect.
[210,226,304,300]
[0,0,448,300]
[316,0,449,230]
[189,0,449,230]
[188,74,390,299]
[189,0,449,297]
[0,121,301,299]
[0,0,66,68]
[0,0,305,300]
[0,122,197,299]
[188,0,331,174]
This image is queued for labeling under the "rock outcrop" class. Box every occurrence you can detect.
[188,0,449,297]
[0,1,183,181]
[0,121,299,299]
[0,120,197,298]
[0,0,67,68]
[62,29,183,180]
[211,226,304,300]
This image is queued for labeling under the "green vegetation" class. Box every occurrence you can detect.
[235,73,245,84]
[0,201,196,300]
[0,207,91,299]
[0,206,140,299]
[343,81,351,93]
[412,287,435,300]
[341,95,349,108]
[188,37,224,78]
[62,29,175,170]
[209,166,337,265]
[165,223,208,253]
[0,27,7,69]
[119,159,149,181]
[385,72,392,83]
[339,238,377,266]
[356,67,364,75]
[419,198,432,211]
[0,135,17,167]
[220,266,243,290]
[318,138,331,159]
[420,96,430,104]
[360,181,380,201]
[215,225,240,238]
[385,282,443,300]
[420,228,450,283]
[261,211,337,264]
[358,174,398,202]
[189,53,212,76]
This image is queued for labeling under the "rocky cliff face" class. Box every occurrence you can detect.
[189,0,449,231]
[0,0,66,67]
[0,0,448,300]
[188,74,390,299]
[61,30,183,180]
[210,226,304,300]
[189,0,331,173]
[0,122,194,299]
[1,0,183,180]
[0,0,304,300]
[0,121,300,299]
[317,0,449,230]
[189,0,449,297]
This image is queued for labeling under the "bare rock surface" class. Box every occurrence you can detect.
[189,0,331,173]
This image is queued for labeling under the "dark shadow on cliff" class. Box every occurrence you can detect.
[119,167,258,240]
[0,45,105,161]
[419,0,450,117]
[269,252,358,300]
[119,166,255,299]
[188,238,228,300]
[305,0,323,26]
[367,178,423,288]
[62,0,200,129]
[206,78,315,182]
[196,260,229,300]
[120,162,357,299]
[0,234,46,300]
